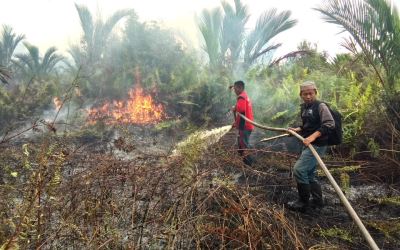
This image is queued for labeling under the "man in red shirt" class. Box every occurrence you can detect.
[230,80,254,166]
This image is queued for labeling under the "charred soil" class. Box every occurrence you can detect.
[0,126,399,249]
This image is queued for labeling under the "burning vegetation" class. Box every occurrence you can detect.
[53,97,62,111]
[86,86,164,125]
[1,0,400,249]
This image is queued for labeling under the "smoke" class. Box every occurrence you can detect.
[42,104,73,124]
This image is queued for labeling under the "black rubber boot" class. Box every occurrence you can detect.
[287,183,310,213]
[310,181,323,208]
[243,154,254,166]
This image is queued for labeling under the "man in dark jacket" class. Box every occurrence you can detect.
[288,81,335,212]
[230,80,254,166]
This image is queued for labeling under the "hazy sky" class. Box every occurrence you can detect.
[1,0,399,59]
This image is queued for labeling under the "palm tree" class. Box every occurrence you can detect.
[316,0,400,127]
[0,65,11,83]
[220,0,249,68]
[73,4,134,67]
[315,0,400,90]
[0,25,25,67]
[244,8,297,68]
[0,25,25,83]
[13,43,63,79]
[198,7,224,69]
[198,0,297,72]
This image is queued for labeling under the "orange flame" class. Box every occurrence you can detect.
[53,97,62,111]
[87,86,164,125]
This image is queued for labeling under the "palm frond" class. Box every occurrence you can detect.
[14,43,62,78]
[74,4,133,65]
[68,45,85,68]
[75,3,94,48]
[244,8,297,65]
[13,54,34,73]
[233,0,250,20]
[0,65,11,83]
[315,0,400,87]
[198,1,296,70]
[0,25,25,66]
[198,7,223,68]
[269,50,311,67]
[23,43,40,73]
[102,9,133,39]
[96,9,133,58]
[340,37,359,55]
[220,0,250,64]
[42,47,63,73]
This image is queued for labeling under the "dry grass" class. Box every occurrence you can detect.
[1,125,399,249]
[0,129,307,249]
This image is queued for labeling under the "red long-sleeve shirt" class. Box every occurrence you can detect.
[235,91,254,131]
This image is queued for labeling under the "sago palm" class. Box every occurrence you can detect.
[198,7,224,69]
[13,43,63,79]
[198,0,296,72]
[244,8,297,68]
[0,65,11,83]
[73,4,133,66]
[220,0,250,68]
[0,25,25,67]
[316,0,400,128]
[0,25,25,82]
[315,0,400,90]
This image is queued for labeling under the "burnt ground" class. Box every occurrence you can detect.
[1,125,399,249]
[220,128,400,250]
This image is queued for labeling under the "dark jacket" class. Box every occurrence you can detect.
[300,100,335,146]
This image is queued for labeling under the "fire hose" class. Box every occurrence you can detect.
[236,113,379,250]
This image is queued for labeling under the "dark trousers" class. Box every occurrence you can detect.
[238,130,253,166]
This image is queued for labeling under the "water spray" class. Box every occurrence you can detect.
[171,125,232,157]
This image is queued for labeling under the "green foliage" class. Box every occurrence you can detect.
[244,8,297,68]
[367,138,380,157]
[154,119,180,131]
[0,2,397,162]
[72,12,204,115]
[1,4,400,248]
[0,142,67,249]
[317,165,361,176]
[67,4,134,99]
[318,226,354,243]
[0,25,25,68]
[180,81,231,125]
[198,7,223,70]
[294,41,329,73]
[0,25,25,84]
[373,196,400,206]
[245,70,299,128]
[367,219,400,240]
[0,66,11,84]
[316,0,400,131]
[245,44,386,154]
[13,43,64,80]
[0,79,57,132]
[198,0,297,73]
[73,3,134,67]
[316,0,400,89]
[340,172,351,194]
